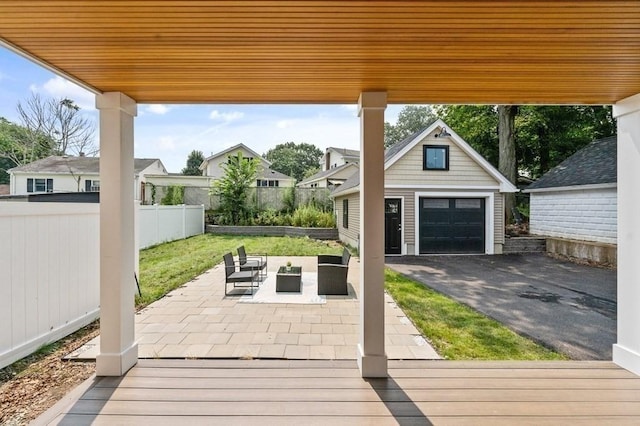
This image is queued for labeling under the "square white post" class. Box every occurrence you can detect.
[612,93,640,376]
[357,92,388,377]
[96,92,139,376]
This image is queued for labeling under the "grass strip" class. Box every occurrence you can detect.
[384,268,566,360]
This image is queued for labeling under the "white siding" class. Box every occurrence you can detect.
[11,173,97,195]
[204,147,270,179]
[0,203,100,369]
[529,187,617,244]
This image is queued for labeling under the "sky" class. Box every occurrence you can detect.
[0,47,407,173]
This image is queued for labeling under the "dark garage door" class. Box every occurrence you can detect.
[419,198,485,254]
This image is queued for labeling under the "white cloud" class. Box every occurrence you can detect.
[158,136,176,151]
[276,120,294,129]
[209,109,244,122]
[146,104,170,115]
[31,76,96,111]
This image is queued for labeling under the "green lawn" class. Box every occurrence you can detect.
[138,234,565,360]
[384,268,566,360]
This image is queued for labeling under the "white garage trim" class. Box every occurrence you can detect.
[414,191,495,255]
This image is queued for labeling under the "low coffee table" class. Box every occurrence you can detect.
[276,266,302,292]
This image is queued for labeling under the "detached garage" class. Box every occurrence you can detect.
[332,119,518,255]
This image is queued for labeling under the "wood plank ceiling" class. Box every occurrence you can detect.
[0,1,639,105]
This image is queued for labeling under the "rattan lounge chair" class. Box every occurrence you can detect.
[223,252,259,296]
[237,245,268,281]
[317,248,351,295]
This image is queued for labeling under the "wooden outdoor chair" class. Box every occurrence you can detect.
[317,248,351,295]
[237,245,268,281]
[223,252,259,296]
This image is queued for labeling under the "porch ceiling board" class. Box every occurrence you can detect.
[1,1,640,104]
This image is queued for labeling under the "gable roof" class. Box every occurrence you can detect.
[9,156,163,175]
[260,167,294,181]
[525,136,617,192]
[333,119,518,197]
[298,163,359,186]
[200,143,271,170]
[326,147,360,159]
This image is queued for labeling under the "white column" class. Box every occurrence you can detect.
[357,92,388,378]
[612,93,640,376]
[96,92,139,376]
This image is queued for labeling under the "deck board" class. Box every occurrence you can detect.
[37,359,640,425]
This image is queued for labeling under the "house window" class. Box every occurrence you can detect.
[423,145,449,170]
[85,179,100,192]
[257,179,279,187]
[342,199,348,229]
[27,178,53,193]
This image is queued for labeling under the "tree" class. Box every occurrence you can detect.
[212,152,260,224]
[181,150,205,176]
[384,105,438,148]
[498,105,518,223]
[0,116,55,183]
[17,93,96,157]
[264,142,323,182]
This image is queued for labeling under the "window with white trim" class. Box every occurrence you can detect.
[27,178,53,193]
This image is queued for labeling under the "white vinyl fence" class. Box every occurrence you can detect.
[0,203,100,369]
[138,204,205,249]
[0,203,205,368]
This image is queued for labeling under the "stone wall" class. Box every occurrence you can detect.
[206,225,338,240]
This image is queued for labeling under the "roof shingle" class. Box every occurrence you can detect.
[526,136,617,190]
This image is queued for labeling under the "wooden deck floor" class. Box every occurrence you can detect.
[38,359,640,425]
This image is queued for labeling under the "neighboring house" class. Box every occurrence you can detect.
[322,147,359,171]
[297,163,359,188]
[0,184,9,195]
[8,155,167,200]
[199,143,295,187]
[332,119,518,255]
[524,136,617,246]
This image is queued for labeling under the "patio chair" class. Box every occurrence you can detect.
[223,252,259,296]
[317,248,351,295]
[237,245,268,281]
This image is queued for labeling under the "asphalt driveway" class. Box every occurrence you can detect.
[386,253,616,360]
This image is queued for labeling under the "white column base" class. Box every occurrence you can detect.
[96,342,138,376]
[613,344,640,376]
[357,344,388,378]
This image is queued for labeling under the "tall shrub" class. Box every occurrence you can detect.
[211,152,260,224]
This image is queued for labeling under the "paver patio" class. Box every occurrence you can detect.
[70,256,439,361]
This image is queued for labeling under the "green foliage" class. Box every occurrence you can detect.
[291,205,336,228]
[212,152,260,224]
[436,105,615,179]
[384,105,438,148]
[384,269,565,360]
[0,116,53,181]
[181,149,205,176]
[516,105,615,178]
[264,141,323,182]
[253,209,290,226]
[436,105,500,167]
[282,186,297,213]
[160,185,185,205]
[137,235,341,307]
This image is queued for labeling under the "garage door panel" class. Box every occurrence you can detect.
[419,197,485,254]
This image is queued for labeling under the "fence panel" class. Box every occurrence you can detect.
[138,204,205,249]
[0,203,100,369]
